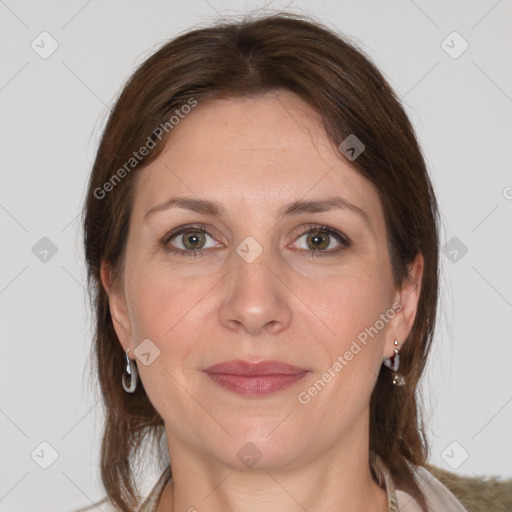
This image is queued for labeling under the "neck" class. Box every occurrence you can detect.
[157,422,388,512]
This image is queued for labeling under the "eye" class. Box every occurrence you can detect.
[161,224,222,257]
[160,223,350,259]
[291,224,350,257]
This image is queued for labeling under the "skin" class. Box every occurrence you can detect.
[102,90,423,512]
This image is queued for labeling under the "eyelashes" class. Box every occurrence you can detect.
[159,223,351,259]
[290,224,351,257]
[160,223,221,257]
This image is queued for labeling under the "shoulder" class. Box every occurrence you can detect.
[372,451,509,512]
[424,464,512,512]
[371,452,468,512]
[398,465,468,511]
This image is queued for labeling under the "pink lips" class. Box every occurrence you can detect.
[203,360,309,396]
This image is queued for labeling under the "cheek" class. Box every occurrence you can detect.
[125,269,208,413]
[295,264,393,406]
[128,268,205,343]
[294,272,390,424]
[304,265,392,346]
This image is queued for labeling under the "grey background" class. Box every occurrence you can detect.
[1,0,511,510]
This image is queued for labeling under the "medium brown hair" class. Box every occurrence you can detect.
[82,12,439,512]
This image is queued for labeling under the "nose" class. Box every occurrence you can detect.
[218,246,293,337]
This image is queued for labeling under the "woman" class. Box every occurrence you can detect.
[82,12,470,512]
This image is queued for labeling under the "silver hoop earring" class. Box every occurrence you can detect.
[382,340,406,386]
[122,348,138,393]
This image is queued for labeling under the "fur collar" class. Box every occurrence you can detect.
[426,464,512,512]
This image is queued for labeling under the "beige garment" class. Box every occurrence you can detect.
[371,454,468,512]
[394,467,469,511]
[136,454,468,512]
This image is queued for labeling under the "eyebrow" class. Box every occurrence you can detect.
[144,196,372,230]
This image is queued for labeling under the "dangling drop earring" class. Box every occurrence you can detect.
[382,340,406,386]
[122,348,138,393]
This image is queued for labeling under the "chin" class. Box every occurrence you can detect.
[210,428,305,472]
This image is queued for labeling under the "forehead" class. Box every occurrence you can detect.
[131,91,385,231]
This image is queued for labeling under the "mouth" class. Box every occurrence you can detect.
[203,360,310,397]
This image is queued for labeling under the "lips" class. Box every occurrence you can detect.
[203,359,307,376]
[203,360,309,396]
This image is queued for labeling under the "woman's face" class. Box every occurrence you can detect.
[103,90,421,471]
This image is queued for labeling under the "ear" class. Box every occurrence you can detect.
[100,260,133,353]
[384,253,424,358]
